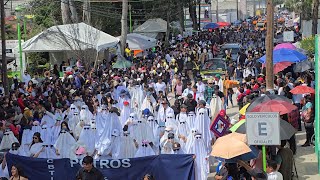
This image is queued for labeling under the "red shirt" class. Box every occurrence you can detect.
[9,124,19,136]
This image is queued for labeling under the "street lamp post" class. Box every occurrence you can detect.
[15,6,25,79]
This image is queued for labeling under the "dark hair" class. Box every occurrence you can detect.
[60,121,71,132]
[30,132,43,148]
[82,156,93,164]
[11,164,28,178]
[143,174,155,180]
[267,160,277,170]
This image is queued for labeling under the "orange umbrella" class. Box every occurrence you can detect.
[290,85,315,94]
[273,61,293,74]
[211,133,251,159]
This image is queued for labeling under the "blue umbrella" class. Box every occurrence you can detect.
[203,23,219,29]
[259,49,308,64]
[215,146,259,163]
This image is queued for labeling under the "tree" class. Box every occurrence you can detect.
[285,0,312,20]
[120,0,128,56]
[312,0,319,35]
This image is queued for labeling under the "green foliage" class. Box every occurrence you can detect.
[284,0,312,20]
[300,36,315,55]
[28,0,62,28]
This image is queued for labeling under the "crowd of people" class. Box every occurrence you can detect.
[0,24,314,180]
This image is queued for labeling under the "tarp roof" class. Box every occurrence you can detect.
[117,33,156,50]
[133,18,167,33]
[21,23,119,52]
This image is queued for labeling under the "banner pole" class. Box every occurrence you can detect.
[262,145,267,172]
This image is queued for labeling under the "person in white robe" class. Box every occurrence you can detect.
[117,131,137,159]
[41,110,56,128]
[31,121,42,135]
[130,84,145,114]
[20,128,32,155]
[110,129,122,159]
[119,91,132,127]
[146,115,158,140]
[214,75,224,92]
[176,117,190,151]
[165,113,178,131]
[51,117,62,144]
[187,111,196,128]
[160,132,176,154]
[68,112,80,134]
[74,119,85,140]
[127,113,155,146]
[95,111,118,157]
[29,132,45,158]
[38,144,60,159]
[195,108,214,153]
[210,94,223,119]
[8,142,27,156]
[40,125,53,145]
[54,130,76,158]
[157,100,174,123]
[185,128,199,153]
[80,105,93,125]
[141,94,157,115]
[66,104,79,120]
[187,133,209,180]
[134,140,155,158]
[0,130,19,150]
[77,125,95,156]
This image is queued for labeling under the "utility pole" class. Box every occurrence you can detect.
[253,0,256,16]
[236,0,239,20]
[129,4,132,33]
[120,0,128,56]
[265,0,274,90]
[165,0,171,46]
[1,0,9,95]
[216,0,219,22]
[198,0,201,31]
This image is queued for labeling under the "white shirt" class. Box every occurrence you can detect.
[182,88,193,97]
[154,82,167,95]
[267,171,283,180]
[196,82,206,95]
[22,74,31,83]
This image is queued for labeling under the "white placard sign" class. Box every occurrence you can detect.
[246,112,281,145]
[283,31,294,42]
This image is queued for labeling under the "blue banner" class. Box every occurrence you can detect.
[6,153,195,180]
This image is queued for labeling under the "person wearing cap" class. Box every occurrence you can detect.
[76,156,104,180]
[184,94,197,113]
[205,79,215,104]
[182,82,193,98]
[214,74,223,92]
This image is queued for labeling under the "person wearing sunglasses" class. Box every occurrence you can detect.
[29,132,44,158]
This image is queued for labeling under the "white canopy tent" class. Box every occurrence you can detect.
[133,18,167,39]
[21,23,119,52]
[118,33,156,50]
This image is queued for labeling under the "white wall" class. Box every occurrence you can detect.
[301,20,320,38]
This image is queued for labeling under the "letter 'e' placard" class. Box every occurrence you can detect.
[246,112,281,145]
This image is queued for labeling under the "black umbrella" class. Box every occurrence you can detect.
[246,94,292,112]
